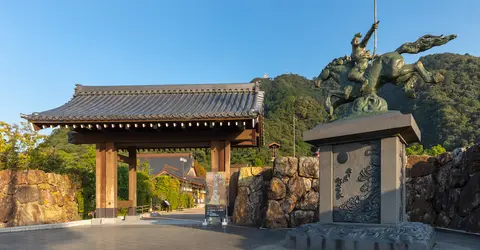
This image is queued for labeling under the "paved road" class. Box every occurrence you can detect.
[0,207,479,250]
[1,224,480,250]
[0,224,287,250]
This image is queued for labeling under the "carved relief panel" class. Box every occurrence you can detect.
[332,140,381,223]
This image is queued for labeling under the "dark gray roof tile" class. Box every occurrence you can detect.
[22,83,264,122]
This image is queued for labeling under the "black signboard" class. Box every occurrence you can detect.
[205,204,226,218]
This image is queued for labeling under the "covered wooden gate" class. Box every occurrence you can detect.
[22,83,264,218]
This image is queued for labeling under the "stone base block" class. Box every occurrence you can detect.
[285,222,435,250]
[91,218,118,225]
[124,215,139,222]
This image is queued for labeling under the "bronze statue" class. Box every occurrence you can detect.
[316,22,457,120]
[348,21,379,86]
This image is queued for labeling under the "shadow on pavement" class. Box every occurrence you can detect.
[163,223,289,249]
[0,226,89,250]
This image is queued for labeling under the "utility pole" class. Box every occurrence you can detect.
[293,114,296,158]
[373,0,377,56]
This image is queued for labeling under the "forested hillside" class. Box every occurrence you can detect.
[379,53,479,150]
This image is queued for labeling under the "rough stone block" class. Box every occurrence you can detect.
[265,200,288,228]
[290,210,315,228]
[407,155,436,178]
[298,157,319,179]
[448,167,469,188]
[46,173,56,185]
[436,152,452,166]
[0,170,11,187]
[409,198,436,225]
[449,215,467,230]
[466,143,480,174]
[27,170,45,185]
[251,167,266,176]
[302,177,312,192]
[274,157,298,177]
[452,147,466,167]
[280,194,297,214]
[16,185,40,204]
[0,195,16,223]
[295,191,319,211]
[288,176,306,199]
[458,172,480,215]
[413,175,435,200]
[15,172,28,185]
[268,177,286,200]
[312,179,319,192]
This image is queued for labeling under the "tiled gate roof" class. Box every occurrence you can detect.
[22,83,264,123]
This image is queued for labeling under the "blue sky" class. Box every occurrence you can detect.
[0,0,478,126]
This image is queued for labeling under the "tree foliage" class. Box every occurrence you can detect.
[406,144,447,156]
[380,53,479,150]
[0,122,45,170]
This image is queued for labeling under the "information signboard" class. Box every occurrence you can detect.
[204,172,227,224]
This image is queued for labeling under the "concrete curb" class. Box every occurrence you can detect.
[0,220,92,234]
[435,227,480,237]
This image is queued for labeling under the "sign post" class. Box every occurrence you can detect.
[203,172,228,226]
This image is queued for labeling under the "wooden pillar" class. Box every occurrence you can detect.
[219,141,225,171]
[224,141,231,215]
[105,142,118,218]
[210,140,230,174]
[224,141,231,178]
[95,143,107,218]
[211,141,220,172]
[128,147,137,216]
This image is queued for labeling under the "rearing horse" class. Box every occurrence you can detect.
[316,34,457,118]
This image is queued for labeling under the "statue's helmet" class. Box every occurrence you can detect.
[351,32,362,45]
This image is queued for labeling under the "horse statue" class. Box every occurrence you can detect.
[315,24,457,120]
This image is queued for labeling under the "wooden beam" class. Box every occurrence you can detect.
[116,141,210,149]
[115,140,256,149]
[117,154,132,164]
[68,129,258,145]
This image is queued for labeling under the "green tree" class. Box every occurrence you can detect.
[153,175,180,209]
[0,121,45,170]
[380,53,479,150]
[406,144,425,156]
[424,144,447,157]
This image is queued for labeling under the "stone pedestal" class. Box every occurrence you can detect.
[288,111,435,250]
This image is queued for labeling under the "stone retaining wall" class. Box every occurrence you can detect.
[266,157,320,228]
[0,170,80,228]
[232,167,272,226]
[407,143,480,233]
[232,143,480,233]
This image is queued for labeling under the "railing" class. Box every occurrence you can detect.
[136,205,150,214]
